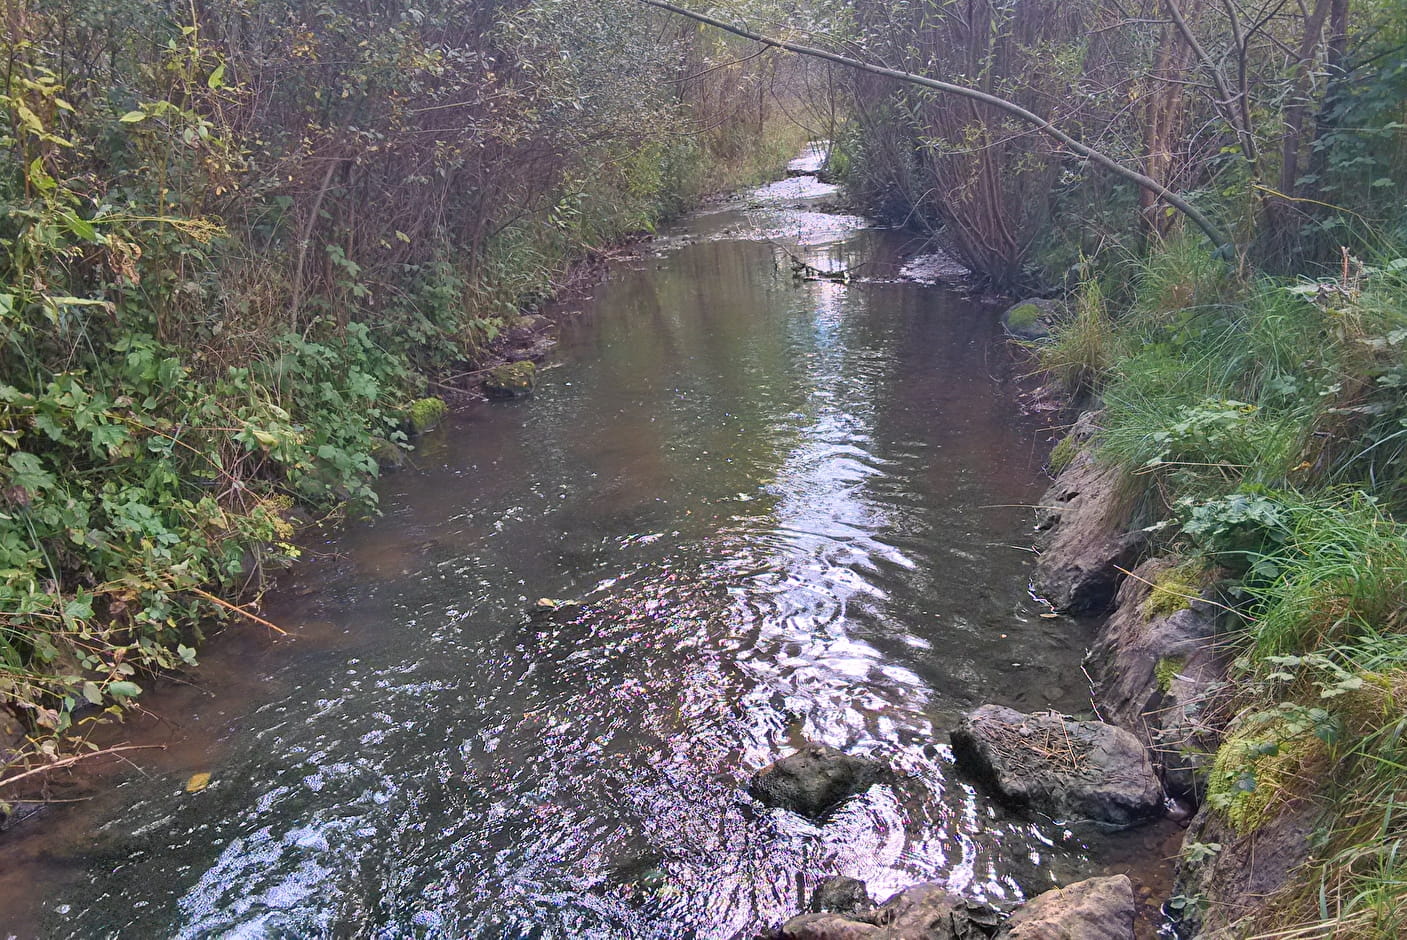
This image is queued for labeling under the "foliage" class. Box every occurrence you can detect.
[1067,215,1407,935]
[1047,431,1080,475]
[0,0,810,759]
[830,0,1407,286]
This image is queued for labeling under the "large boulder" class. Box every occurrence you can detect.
[997,875,1135,939]
[1032,436,1146,615]
[1087,558,1230,800]
[779,882,1002,940]
[749,744,887,820]
[484,360,536,398]
[950,706,1162,826]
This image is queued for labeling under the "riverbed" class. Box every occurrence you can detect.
[0,155,1172,938]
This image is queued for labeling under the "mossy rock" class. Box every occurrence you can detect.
[1143,560,1211,619]
[1048,432,1081,474]
[1002,298,1059,341]
[1007,303,1042,330]
[370,437,406,472]
[1155,655,1188,693]
[406,397,447,433]
[485,361,536,398]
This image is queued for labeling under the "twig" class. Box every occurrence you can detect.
[188,588,288,635]
[0,744,166,791]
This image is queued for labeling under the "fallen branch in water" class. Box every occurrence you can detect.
[0,744,167,792]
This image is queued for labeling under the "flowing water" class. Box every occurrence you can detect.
[0,156,1172,939]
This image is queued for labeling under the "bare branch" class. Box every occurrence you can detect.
[632,0,1233,251]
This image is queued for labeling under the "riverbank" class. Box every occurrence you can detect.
[0,133,811,812]
[1020,244,1407,937]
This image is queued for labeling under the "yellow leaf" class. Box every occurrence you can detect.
[185,772,212,792]
[14,101,44,133]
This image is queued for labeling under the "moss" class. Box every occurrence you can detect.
[370,437,406,471]
[1006,302,1042,330]
[406,397,447,433]
[1155,655,1188,693]
[1206,714,1325,835]
[485,360,536,398]
[1049,432,1081,474]
[1143,560,1211,619]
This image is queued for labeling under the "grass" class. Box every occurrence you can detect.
[1039,237,1407,937]
[1036,273,1117,395]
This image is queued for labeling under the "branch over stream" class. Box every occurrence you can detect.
[634,0,1233,251]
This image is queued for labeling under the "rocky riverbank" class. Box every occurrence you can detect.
[1026,394,1306,938]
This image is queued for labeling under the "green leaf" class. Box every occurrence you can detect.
[107,681,142,699]
[90,423,130,455]
[83,682,103,706]
[64,592,94,622]
[46,296,110,307]
[207,63,226,89]
[60,211,102,243]
[118,110,147,123]
[13,101,44,134]
[7,451,55,493]
[27,157,56,194]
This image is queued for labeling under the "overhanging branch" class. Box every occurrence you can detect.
[635,0,1233,251]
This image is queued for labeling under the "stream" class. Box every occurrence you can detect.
[0,152,1173,939]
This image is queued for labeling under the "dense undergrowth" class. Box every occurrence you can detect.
[0,0,811,780]
[1039,243,1407,936]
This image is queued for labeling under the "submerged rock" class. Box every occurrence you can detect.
[369,436,406,472]
[748,744,887,820]
[484,360,536,398]
[780,882,1002,939]
[999,875,1135,939]
[950,705,1162,826]
[776,875,1136,940]
[809,876,874,915]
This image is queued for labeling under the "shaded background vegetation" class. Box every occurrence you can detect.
[835,0,1407,288]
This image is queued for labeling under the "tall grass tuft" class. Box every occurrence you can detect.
[1037,272,1118,395]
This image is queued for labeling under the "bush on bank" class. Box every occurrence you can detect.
[0,0,810,767]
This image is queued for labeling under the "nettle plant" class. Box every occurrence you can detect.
[0,30,405,740]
